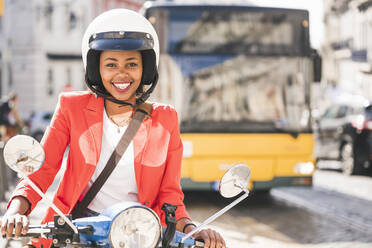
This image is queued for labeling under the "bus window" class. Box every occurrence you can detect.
[147,6,312,133]
[147,7,309,56]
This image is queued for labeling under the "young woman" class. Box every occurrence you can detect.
[1,9,225,248]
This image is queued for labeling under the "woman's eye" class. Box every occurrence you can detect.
[128,62,138,68]
[105,63,116,68]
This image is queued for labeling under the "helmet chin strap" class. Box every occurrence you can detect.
[106,97,137,108]
[135,77,158,105]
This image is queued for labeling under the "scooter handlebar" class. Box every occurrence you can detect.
[2,225,51,239]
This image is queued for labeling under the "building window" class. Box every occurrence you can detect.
[69,11,77,30]
[45,0,53,31]
[64,3,77,32]
[63,67,72,91]
[8,63,12,88]
[66,67,72,84]
[47,68,54,96]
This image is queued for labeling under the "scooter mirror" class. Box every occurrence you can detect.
[182,163,251,243]
[3,135,79,235]
[3,135,45,175]
[219,163,250,198]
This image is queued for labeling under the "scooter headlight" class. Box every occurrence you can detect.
[109,206,161,248]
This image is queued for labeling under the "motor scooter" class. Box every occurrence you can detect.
[1,135,251,248]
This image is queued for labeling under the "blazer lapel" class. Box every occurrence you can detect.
[133,117,152,200]
[83,95,104,165]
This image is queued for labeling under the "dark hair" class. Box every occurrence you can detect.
[85,49,157,97]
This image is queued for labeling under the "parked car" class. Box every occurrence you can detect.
[28,111,53,141]
[314,97,372,175]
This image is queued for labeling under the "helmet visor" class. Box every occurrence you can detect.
[89,31,154,51]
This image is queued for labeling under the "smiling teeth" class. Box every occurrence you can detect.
[114,83,130,89]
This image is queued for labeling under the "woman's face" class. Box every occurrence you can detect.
[99,50,143,102]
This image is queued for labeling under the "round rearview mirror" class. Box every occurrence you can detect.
[219,164,250,198]
[3,135,45,175]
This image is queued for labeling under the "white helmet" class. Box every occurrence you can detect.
[81,8,160,106]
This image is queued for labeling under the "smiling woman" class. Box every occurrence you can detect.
[99,50,143,119]
[100,51,142,99]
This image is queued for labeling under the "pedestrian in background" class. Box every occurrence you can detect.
[0,92,25,143]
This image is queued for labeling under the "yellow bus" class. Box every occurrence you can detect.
[141,1,321,191]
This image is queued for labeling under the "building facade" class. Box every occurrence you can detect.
[1,0,145,118]
[323,0,372,101]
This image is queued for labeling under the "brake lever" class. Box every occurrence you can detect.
[6,225,51,239]
[194,240,205,248]
[161,203,178,248]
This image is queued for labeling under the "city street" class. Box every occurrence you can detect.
[184,168,372,248]
[1,0,372,247]
[2,166,372,248]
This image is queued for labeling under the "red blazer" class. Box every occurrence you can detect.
[9,91,189,225]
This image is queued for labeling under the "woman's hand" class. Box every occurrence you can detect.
[1,213,29,239]
[1,196,31,239]
[182,223,226,248]
[178,218,226,248]
[193,228,226,248]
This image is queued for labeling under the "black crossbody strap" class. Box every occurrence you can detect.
[72,103,152,219]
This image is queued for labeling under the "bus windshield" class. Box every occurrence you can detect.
[149,6,310,56]
[147,6,312,133]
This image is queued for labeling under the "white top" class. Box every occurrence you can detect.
[86,109,138,213]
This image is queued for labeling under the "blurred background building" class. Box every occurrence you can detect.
[322,0,372,105]
[0,0,145,118]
